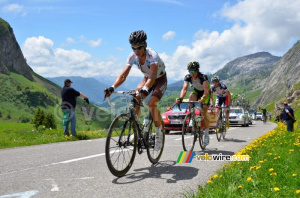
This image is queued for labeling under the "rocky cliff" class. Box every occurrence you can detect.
[0,18,33,80]
[215,52,280,81]
[257,41,300,105]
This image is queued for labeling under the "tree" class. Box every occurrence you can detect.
[42,113,57,129]
[32,108,45,129]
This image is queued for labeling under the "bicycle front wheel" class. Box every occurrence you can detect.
[105,113,137,177]
[182,113,196,151]
[215,113,223,142]
[146,117,165,164]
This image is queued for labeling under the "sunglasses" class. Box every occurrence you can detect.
[131,44,145,51]
[189,70,197,74]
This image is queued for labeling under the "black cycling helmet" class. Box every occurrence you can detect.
[187,61,200,70]
[211,76,220,82]
[129,30,147,45]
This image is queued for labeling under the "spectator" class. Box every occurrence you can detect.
[269,113,272,120]
[61,79,89,136]
[283,102,296,132]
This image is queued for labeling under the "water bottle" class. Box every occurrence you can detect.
[143,117,150,132]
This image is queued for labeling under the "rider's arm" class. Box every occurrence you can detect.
[226,90,231,106]
[144,63,158,89]
[179,82,189,98]
[200,81,209,101]
[80,93,88,99]
[210,90,213,105]
[112,65,131,89]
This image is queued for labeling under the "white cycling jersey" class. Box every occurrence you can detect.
[126,48,166,78]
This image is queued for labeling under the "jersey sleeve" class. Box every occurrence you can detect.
[285,108,290,113]
[221,83,229,92]
[203,74,208,82]
[184,74,192,83]
[71,88,80,97]
[126,53,135,66]
[148,50,159,65]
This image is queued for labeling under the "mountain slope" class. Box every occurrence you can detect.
[257,40,300,105]
[0,18,33,80]
[213,52,280,104]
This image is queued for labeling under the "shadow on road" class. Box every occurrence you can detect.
[222,138,247,143]
[112,160,199,184]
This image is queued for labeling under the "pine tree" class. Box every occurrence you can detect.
[33,108,45,128]
[42,113,57,129]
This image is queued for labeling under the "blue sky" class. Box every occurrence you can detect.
[1,0,300,80]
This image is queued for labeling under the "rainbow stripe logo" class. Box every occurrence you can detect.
[176,151,196,163]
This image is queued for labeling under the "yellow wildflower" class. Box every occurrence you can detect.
[213,174,218,179]
[222,164,227,169]
[256,166,261,170]
[238,185,242,189]
[270,172,277,176]
[258,160,264,163]
[273,187,280,192]
[207,180,212,183]
[292,173,297,177]
[269,168,274,172]
[220,175,223,178]
[247,177,252,181]
[296,190,300,194]
[250,166,255,170]
[289,149,294,152]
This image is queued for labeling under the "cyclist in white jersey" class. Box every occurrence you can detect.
[105,30,167,151]
[210,76,231,129]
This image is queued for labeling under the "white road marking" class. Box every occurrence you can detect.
[175,136,193,141]
[56,153,105,164]
[0,149,127,176]
[51,183,59,192]
[0,190,38,198]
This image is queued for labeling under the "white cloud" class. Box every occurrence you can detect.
[88,38,102,48]
[66,37,75,44]
[162,31,176,40]
[2,3,27,16]
[22,36,128,78]
[161,0,300,80]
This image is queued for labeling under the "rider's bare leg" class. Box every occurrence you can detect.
[148,96,161,127]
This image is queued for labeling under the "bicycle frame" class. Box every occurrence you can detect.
[107,90,153,153]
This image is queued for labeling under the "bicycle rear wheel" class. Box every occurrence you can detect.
[215,112,223,142]
[198,129,206,150]
[182,113,196,151]
[222,112,227,139]
[105,114,137,177]
[146,117,165,164]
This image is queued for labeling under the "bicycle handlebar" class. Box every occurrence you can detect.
[104,90,148,108]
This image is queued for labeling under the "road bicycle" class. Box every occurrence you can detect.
[262,115,267,124]
[179,101,206,151]
[215,105,227,141]
[104,90,165,177]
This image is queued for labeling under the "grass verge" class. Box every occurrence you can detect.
[0,123,107,149]
[193,122,300,197]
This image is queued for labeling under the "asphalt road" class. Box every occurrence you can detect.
[0,121,277,198]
